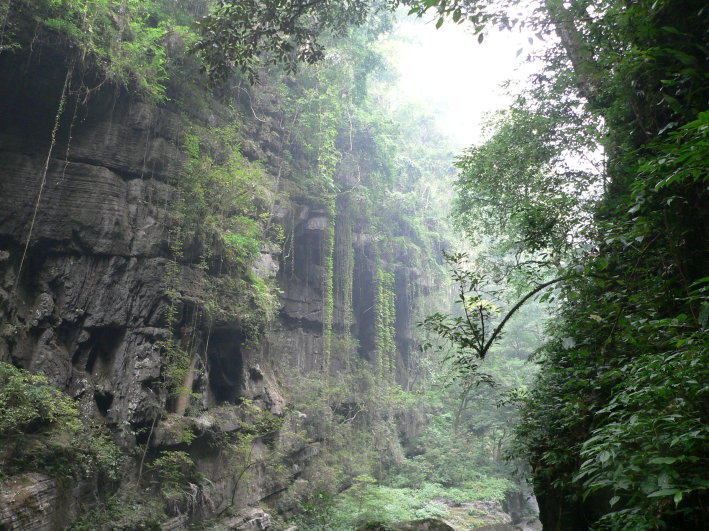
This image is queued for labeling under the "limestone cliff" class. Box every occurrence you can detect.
[0,10,447,529]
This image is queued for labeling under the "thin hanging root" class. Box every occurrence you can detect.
[174,352,199,416]
[12,63,74,299]
[174,306,201,415]
[58,79,83,184]
[137,412,159,484]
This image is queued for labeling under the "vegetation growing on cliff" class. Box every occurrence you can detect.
[2,2,517,528]
[0,362,122,481]
[0,0,185,100]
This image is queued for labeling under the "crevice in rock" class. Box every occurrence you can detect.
[93,389,114,416]
[83,326,125,377]
[59,155,165,183]
[207,329,245,405]
[352,256,376,360]
[278,309,324,333]
[249,366,264,382]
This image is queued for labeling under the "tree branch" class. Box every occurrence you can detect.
[479,275,569,359]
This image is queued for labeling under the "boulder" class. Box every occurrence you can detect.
[217,507,273,530]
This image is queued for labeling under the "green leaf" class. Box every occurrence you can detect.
[698,303,709,328]
[661,26,682,35]
[648,457,677,465]
[662,94,683,113]
[648,488,680,498]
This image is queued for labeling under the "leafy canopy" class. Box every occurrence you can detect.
[194,0,403,82]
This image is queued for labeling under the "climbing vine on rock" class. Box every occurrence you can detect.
[375,269,397,386]
[322,216,336,376]
[158,121,279,410]
[3,0,176,100]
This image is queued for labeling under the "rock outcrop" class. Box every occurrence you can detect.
[0,472,100,530]
[0,19,440,529]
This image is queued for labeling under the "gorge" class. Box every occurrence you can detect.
[1,1,707,530]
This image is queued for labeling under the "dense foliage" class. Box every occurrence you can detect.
[0,0,193,100]
[194,0,405,82]
[0,362,122,481]
[424,0,708,528]
[3,0,706,529]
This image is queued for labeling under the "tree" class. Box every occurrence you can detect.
[413,0,708,528]
[453,100,601,279]
[420,252,565,371]
[194,0,402,82]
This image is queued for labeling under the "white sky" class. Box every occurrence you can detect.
[382,18,540,148]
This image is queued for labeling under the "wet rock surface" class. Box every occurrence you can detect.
[214,507,273,530]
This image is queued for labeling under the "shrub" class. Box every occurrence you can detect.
[0,361,122,480]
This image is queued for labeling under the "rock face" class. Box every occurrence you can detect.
[0,43,188,443]
[461,501,512,524]
[471,525,521,531]
[0,473,93,530]
[0,474,60,531]
[217,508,273,530]
[0,27,438,529]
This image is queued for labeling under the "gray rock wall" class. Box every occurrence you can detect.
[0,47,292,526]
[0,37,434,528]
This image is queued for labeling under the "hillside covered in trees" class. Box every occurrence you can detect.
[0,1,706,530]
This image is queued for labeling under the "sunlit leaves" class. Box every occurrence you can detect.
[639,111,709,191]
[453,99,602,283]
[194,0,401,83]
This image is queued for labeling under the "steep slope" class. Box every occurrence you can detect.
[0,3,453,529]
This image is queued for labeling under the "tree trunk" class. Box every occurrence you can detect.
[545,0,603,107]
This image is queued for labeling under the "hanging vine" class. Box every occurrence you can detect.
[312,67,344,378]
[322,215,335,376]
[11,62,73,300]
[159,225,192,405]
[374,268,397,386]
[335,198,355,345]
